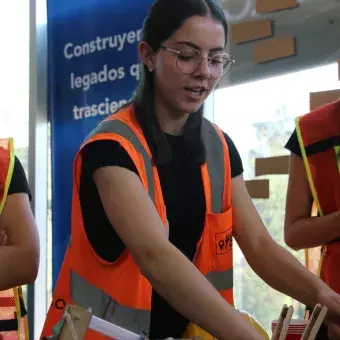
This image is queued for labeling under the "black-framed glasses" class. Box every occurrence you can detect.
[160,45,235,78]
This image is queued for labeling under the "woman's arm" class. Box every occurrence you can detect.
[94,166,262,340]
[284,153,340,250]
[232,174,333,309]
[0,193,40,290]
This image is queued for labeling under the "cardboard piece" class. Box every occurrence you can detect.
[253,35,295,64]
[310,89,340,111]
[256,0,298,13]
[231,19,272,44]
[245,179,269,199]
[255,155,289,176]
[59,305,92,340]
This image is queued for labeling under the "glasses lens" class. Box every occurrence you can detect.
[176,48,201,74]
[210,55,234,77]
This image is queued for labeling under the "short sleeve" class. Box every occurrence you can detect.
[223,133,244,178]
[80,139,139,263]
[8,156,32,200]
[81,140,139,177]
[285,129,302,157]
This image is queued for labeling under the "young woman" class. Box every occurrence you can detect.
[284,98,340,339]
[0,137,39,339]
[42,1,340,339]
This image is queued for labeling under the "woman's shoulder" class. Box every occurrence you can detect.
[8,156,31,199]
[221,131,244,179]
[81,139,138,177]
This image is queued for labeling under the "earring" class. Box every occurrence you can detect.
[149,66,153,72]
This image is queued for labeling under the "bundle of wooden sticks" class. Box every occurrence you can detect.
[271,304,328,340]
[49,303,328,339]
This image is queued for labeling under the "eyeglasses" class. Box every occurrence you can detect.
[160,45,235,78]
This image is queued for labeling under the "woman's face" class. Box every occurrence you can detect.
[150,16,226,116]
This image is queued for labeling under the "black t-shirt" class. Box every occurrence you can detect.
[285,128,339,159]
[80,132,243,338]
[285,129,301,156]
[8,156,31,198]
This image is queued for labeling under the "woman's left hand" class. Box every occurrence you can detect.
[327,324,340,340]
[317,288,340,332]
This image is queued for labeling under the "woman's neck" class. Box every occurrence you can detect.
[154,99,189,136]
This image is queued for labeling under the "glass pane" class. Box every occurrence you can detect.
[0,0,29,302]
[214,63,339,333]
[47,124,53,309]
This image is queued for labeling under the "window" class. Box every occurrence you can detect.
[214,63,339,333]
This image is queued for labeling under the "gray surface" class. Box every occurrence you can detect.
[219,0,340,87]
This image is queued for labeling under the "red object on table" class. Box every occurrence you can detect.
[272,319,308,340]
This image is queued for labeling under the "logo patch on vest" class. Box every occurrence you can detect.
[215,230,232,255]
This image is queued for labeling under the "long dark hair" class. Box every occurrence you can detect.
[134,0,228,165]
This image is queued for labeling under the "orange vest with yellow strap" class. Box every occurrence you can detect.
[0,138,29,340]
[41,105,234,339]
[296,98,340,291]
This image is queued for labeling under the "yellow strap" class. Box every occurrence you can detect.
[334,145,340,174]
[18,286,29,339]
[23,316,29,340]
[295,117,325,278]
[0,138,15,215]
[13,287,22,339]
[295,118,323,216]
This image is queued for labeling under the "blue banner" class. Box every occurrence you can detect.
[48,0,153,289]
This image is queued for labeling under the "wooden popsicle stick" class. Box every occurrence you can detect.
[301,304,321,340]
[272,305,288,340]
[279,305,294,340]
[307,306,328,340]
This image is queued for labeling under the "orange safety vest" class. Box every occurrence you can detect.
[296,98,340,293]
[41,105,234,339]
[0,138,29,340]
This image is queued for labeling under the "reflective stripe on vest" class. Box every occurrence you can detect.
[70,268,233,335]
[86,120,155,203]
[206,268,233,291]
[201,118,224,214]
[79,118,232,333]
[70,270,150,334]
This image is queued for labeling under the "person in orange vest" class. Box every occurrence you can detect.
[284,98,340,339]
[0,137,40,339]
[42,1,340,339]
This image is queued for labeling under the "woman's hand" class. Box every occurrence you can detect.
[317,288,340,322]
[316,288,340,337]
[328,324,340,340]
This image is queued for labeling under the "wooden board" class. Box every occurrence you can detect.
[310,89,340,111]
[232,19,272,44]
[255,155,289,176]
[256,0,298,13]
[245,179,269,199]
[59,305,92,340]
[253,35,295,64]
